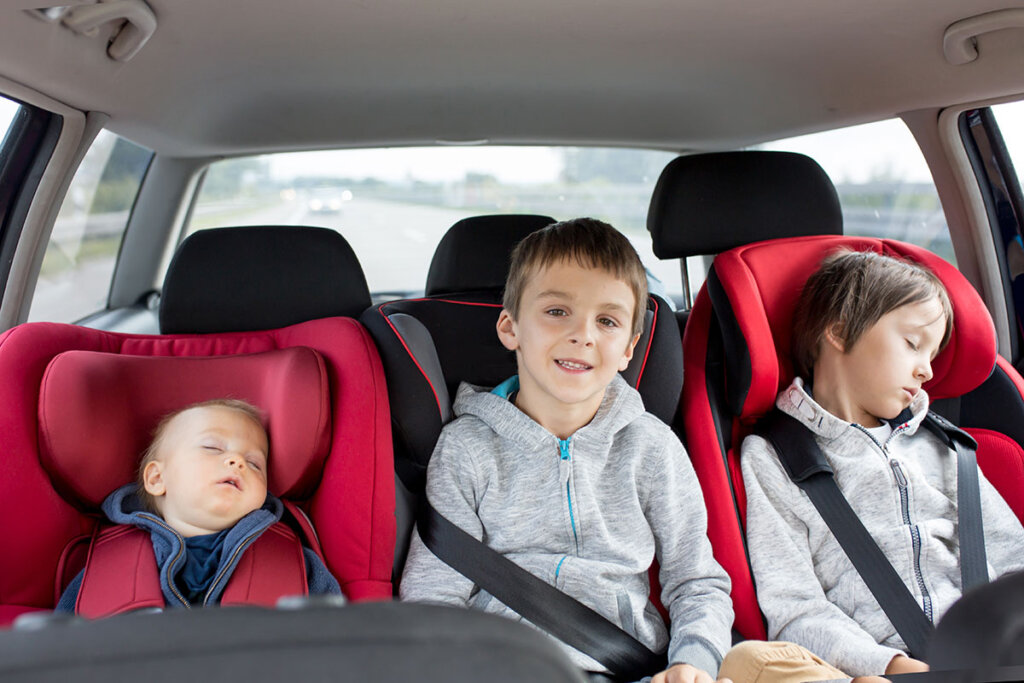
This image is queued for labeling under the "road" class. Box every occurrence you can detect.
[28,193,952,322]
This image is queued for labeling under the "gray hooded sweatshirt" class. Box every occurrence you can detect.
[742,378,1024,676]
[400,374,733,676]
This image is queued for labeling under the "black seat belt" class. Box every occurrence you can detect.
[760,409,988,660]
[418,500,667,681]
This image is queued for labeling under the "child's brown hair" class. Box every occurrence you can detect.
[502,217,649,337]
[791,249,953,380]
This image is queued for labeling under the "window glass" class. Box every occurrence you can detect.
[29,130,152,322]
[992,101,1024,177]
[758,119,953,264]
[0,96,20,142]
[186,147,680,299]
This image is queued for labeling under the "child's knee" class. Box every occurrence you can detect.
[720,641,846,683]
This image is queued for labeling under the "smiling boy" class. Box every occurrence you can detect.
[740,250,1024,678]
[400,218,734,683]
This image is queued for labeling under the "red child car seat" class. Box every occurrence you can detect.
[0,226,394,625]
[647,152,1024,639]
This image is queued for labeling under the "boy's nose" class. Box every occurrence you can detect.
[916,360,933,382]
[225,454,244,469]
[568,320,596,346]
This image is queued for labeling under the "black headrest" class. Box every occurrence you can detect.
[425,214,555,295]
[647,151,842,259]
[160,226,371,334]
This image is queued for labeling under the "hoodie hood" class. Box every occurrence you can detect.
[453,373,646,448]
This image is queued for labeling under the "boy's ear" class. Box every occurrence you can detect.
[618,332,642,371]
[824,323,847,353]
[496,309,519,352]
[142,460,166,497]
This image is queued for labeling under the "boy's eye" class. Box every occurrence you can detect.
[545,308,567,317]
[202,443,223,453]
[247,458,264,472]
[598,316,619,328]
[905,339,919,351]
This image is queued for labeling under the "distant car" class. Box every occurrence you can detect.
[307,188,352,214]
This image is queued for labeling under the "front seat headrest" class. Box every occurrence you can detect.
[648,151,842,259]
[160,226,371,334]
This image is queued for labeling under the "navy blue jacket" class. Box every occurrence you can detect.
[56,484,341,612]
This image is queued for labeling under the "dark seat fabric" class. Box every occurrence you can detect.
[361,214,684,580]
[160,225,371,334]
[647,151,842,260]
[0,603,587,683]
[425,214,555,296]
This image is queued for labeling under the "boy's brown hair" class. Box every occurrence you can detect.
[791,249,954,380]
[136,398,266,513]
[502,217,649,337]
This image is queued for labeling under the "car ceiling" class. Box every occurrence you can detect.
[1,0,1023,157]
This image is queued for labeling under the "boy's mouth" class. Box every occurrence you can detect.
[556,359,593,371]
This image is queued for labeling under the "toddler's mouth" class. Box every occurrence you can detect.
[219,476,242,490]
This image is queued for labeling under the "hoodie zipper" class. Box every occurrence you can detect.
[558,438,580,555]
[203,528,263,606]
[141,514,190,608]
[852,423,934,622]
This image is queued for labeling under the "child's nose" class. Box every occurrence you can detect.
[568,320,596,346]
[225,454,245,469]
[916,359,933,381]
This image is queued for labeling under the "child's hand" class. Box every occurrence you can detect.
[884,655,929,675]
[651,663,732,683]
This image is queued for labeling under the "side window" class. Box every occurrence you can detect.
[28,131,152,322]
[968,103,1024,363]
[0,97,19,143]
[759,119,953,264]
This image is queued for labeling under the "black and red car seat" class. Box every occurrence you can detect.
[360,213,685,580]
[648,152,1024,639]
[0,225,395,624]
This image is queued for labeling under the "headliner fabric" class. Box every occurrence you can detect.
[0,318,395,615]
[38,346,331,508]
[424,214,555,295]
[647,151,842,259]
[160,226,371,334]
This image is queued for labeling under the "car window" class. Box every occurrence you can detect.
[758,119,954,265]
[185,146,680,299]
[0,96,19,142]
[992,101,1024,179]
[28,130,152,322]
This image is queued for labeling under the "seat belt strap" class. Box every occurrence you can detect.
[418,500,666,681]
[921,413,987,593]
[761,410,934,658]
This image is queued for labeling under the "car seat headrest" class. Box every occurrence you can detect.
[425,214,556,296]
[160,226,371,334]
[648,151,842,259]
[709,235,997,421]
[38,347,332,509]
